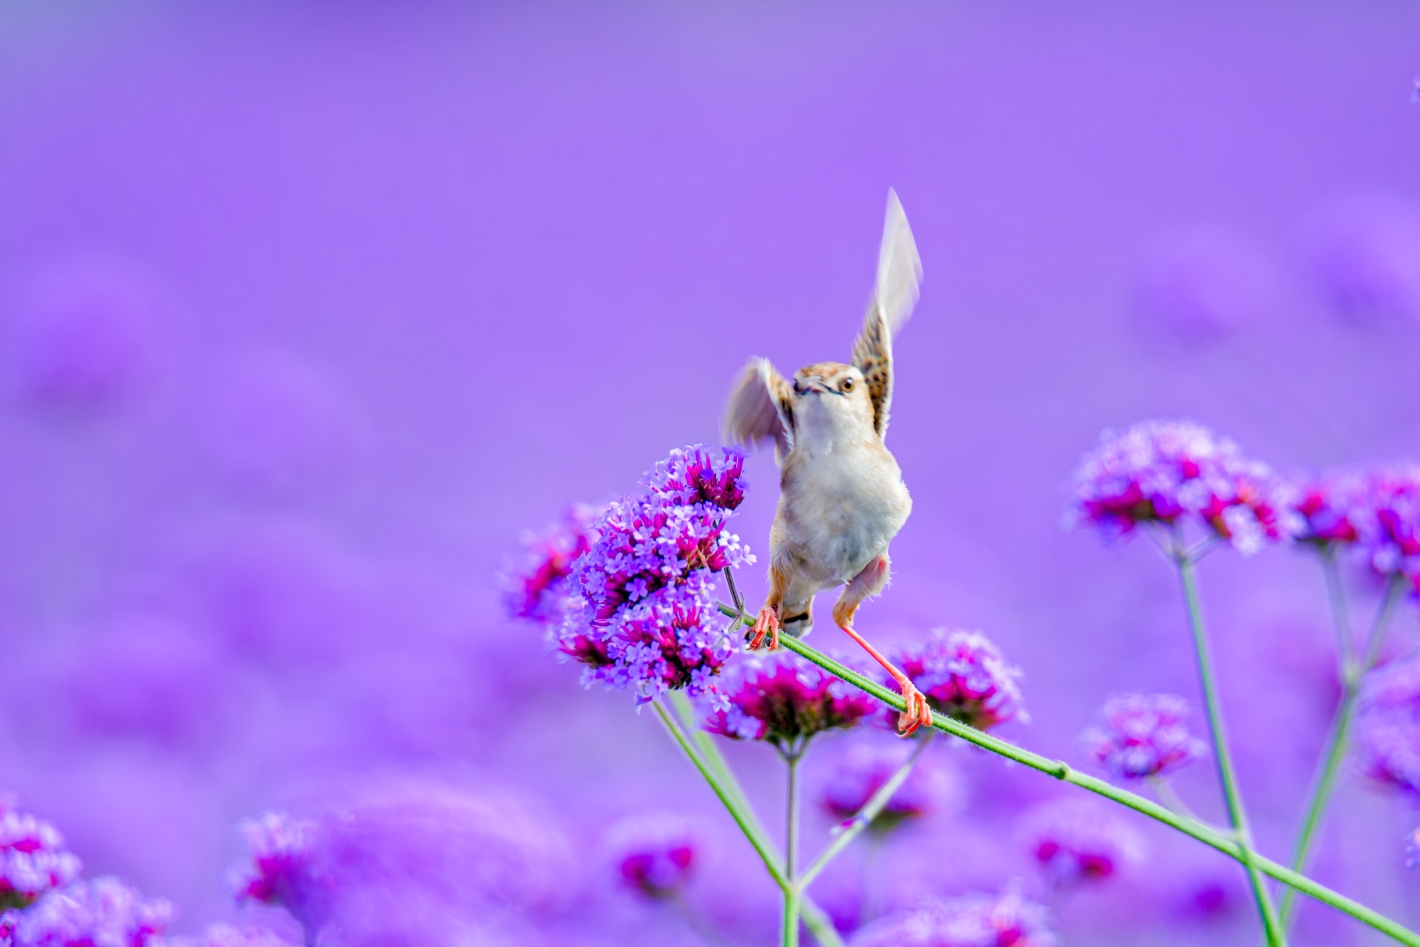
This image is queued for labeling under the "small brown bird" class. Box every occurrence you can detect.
[723,191,930,736]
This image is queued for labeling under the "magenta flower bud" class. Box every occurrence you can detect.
[1067,419,1301,555]
[604,813,701,900]
[1081,693,1207,781]
[891,630,1026,731]
[1018,798,1145,888]
[848,883,1055,947]
[0,798,81,911]
[704,652,876,753]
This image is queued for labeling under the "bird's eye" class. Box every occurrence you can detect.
[840,378,854,392]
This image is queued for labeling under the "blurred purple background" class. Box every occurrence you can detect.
[1,2,1419,944]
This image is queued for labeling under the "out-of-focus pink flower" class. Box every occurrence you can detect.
[1080,693,1207,781]
[1289,470,1366,548]
[603,813,700,900]
[703,652,875,753]
[1354,658,1420,795]
[1066,419,1301,556]
[553,445,753,707]
[1348,465,1420,589]
[1018,798,1146,887]
[820,741,963,834]
[12,877,174,947]
[890,630,1025,731]
[231,813,328,934]
[0,798,80,911]
[847,884,1055,947]
[501,504,602,625]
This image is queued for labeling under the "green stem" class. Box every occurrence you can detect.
[800,898,845,947]
[713,603,1420,947]
[1175,552,1285,946]
[783,750,803,947]
[798,731,935,890]
[1322,549,1354,671]
[1280,575,1406,927]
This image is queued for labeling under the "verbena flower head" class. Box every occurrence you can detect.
[12,877,174,947]
[603,813,700,900]
[1080,693,1207,781]
[703,652,875,754]
[1288,470,1365,548]
[0,797,81,910]
[1018,798,1146,887]
[1354,657,1420,795]
[1349,464,1420,588]
[891,630,1026,731]
[231,812,328,932]
[847,884,1055,947]
[821,742,963,835]
[501,504,602,625]
[554,445,753,707]
[1066,419,1301,556]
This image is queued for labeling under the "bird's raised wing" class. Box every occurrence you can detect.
[853,189,923,439]
[723,357,795,465]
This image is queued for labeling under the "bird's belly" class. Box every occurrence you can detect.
[782,456,911,584]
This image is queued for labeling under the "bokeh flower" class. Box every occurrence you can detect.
[501,504,602,625]
[703,651,875,754]
[1018,798,1146,887]
[847,884,1055,947]
[1353,657,1420,795]
[603,813,700,900]
[820,741,963,835]
[231,812,329,933]
[10,877,174,947]
[1348,464,1420,590]
[1067,419,1301,556]
[890,630,1025,731]
[1288,470,1366,549]
[554,445,753,706]
[1080,693,1207,781]
[0,798,81,911]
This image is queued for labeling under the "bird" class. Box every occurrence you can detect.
[722,190,930,736]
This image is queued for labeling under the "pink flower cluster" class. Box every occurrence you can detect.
[1080,693,1207,781]
[891,630,1026,731]
[703,652,876,753]
[5,877,173,947]
[603,813,700,900]
[1287,465,1420,592]
[501,504,602,625]
[231,812,328,935]
[1067,419,1300,555]
[1018,798,1146,888]
[1353,657,1420,796]
[848,884,1055,947]
[820,742,963,835]
[0,800,80,911]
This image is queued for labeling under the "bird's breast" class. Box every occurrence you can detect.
[780,442,911,583]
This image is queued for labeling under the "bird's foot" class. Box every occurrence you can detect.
[895,681,933,737]
[748,607,781,651]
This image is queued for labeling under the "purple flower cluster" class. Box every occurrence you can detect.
[820,742,963,834]
[231,812,327,933]
[1018,798,1146,887]
[891,630,1026,731]
[501,504,602,625]
[0,800,80,911]
[7,877,173,947]
[1080,693,1207,781]
[1353,657,1420,795]
[603,813,700,900]
[556,446,753,706]
[847,885,1055,947]
[1287,466,1420,588]
[1067,419,1300,555]
[703,652,876,753]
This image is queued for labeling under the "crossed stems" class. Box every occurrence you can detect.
[1278,559,1407,929]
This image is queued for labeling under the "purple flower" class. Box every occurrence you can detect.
[1017,798,1146,887]
[1066,419,1301,556]
[1080,693,1207,781]
[500,504,602,625]
[553,445,753,706]
[1354,657,1420,795]
[847,884,1055,947]
[1348,465,1420,589]
[603,813,700,900]
[1288,470,1366,548]
[703,652,876,753]
[161,924,299,947]
[891,630,1026,731]
[0,798,81,910]
[820,741,963,835]
[12,877,174,947]
[231,813,328,934]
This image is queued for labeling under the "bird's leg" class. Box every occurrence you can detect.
[833,556,933,737]
[748,562,788,651]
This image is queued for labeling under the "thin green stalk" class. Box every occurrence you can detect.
[800,898,845,947]
[1175,552,1285,946]
[1280,575,1406,927]
[710,604,1420,946]
[783,750,803,947]
[1322,549,1354,671]
[798,731,935,890]
[782,887,802,947]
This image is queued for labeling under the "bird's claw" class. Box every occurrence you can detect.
[748,607,781,651]
[896,684,933,737]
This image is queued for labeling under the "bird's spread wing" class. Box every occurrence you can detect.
[853,189,923,439]
[723,357,795,465]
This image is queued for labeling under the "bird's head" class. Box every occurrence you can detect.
[791,362,875,443]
